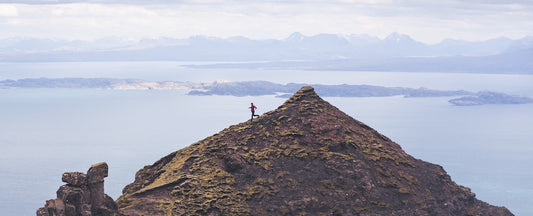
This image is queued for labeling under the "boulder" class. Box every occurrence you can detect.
[62,172,87,187]
[87,162,108,184]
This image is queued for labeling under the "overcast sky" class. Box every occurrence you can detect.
[0,0,532,44]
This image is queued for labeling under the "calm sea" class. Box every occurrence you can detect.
[1,62,532,215]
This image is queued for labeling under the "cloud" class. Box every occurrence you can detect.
[0,0,185,4]
[0,1,531,43]
[0,4,18,16]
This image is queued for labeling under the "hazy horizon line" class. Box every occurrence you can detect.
[2,32,532,45]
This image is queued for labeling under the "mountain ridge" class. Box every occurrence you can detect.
[1,33,532,63]
[116,86,513,215]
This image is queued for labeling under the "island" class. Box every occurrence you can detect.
[186,81,472,98]
[449,91,533,106]
[1,78,531,106]
[0,78,208,90]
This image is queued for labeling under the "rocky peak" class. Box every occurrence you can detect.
[285,32,306,42]
[280,86,319,105]
[116,86,512,215]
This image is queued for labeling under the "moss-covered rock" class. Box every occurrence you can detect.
[117,86,513,216]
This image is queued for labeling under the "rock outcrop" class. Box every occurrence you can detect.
[37,162,118,216]
[116,86,513,215]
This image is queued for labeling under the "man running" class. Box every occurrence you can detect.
[249,103,260,121]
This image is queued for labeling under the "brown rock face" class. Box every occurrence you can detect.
[87,162,109,214]
[62,172,87,187]
[117,86,513,215]
[37,162,118,216]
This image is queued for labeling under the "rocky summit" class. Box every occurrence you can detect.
[116,86,513,215]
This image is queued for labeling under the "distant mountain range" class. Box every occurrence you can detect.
[1,33,532,73]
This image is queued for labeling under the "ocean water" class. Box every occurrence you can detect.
[0,62,532,215]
